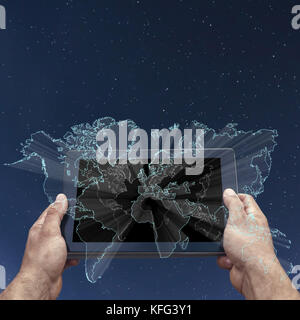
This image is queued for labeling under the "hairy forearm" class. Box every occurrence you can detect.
[0,271,55,300]
[243,256,300,300]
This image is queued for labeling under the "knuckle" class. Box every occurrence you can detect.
[256,213,268,227]
[47,206,58,216]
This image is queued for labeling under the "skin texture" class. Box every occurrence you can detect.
[0,194,78,300]
[0,190,299,300]
[218,189,300,300]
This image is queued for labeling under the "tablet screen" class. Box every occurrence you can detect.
[73,158,225,243]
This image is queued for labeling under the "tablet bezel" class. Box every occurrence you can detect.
[61,148,238,258]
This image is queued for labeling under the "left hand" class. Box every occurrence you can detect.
[0,194,79,300]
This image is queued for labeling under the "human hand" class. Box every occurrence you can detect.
[0,194,78,300]
[218,189,300,300]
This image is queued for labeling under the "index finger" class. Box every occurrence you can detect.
[238,194,265,218]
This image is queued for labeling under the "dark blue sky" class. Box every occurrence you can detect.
[0,0,300,299]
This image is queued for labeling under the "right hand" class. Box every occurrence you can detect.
[217,189,300,300]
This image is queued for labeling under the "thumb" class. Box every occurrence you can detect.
[42,194,68,236]
[223,188,246,223]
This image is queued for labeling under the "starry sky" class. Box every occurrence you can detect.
[0,0,300,299]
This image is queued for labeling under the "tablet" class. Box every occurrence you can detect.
[62,148,237,258]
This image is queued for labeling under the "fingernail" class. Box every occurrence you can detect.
[56,194,66,203]
[224,188,236,197]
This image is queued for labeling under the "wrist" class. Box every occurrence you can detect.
[20,267,57,299]
[16,271,52,300]
[243,255,299,300]
[0,267,60,300]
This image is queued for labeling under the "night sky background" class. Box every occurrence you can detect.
[0,0,300,299]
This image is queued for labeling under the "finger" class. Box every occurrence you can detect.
[42,194,68,236]
[64,259,80,270]
[217,256,233,270]
[223,189,246,222]
[238,194,265,218]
